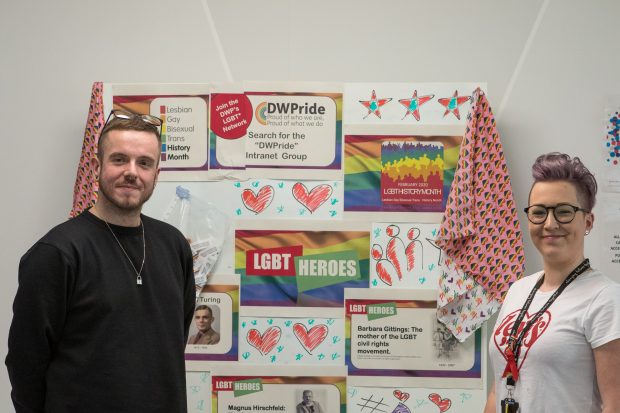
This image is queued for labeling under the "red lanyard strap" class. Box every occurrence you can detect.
[503,258,590,382]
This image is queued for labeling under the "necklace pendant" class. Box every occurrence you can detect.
[104,219,146,286]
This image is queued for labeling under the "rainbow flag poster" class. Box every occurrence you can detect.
[235,228,370,307]
[344,135,462,212]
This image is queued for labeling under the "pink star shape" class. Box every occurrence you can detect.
[398,90,435,121]
[359,90,392,119]
[438,90,472,120]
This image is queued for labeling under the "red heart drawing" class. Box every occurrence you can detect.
[246,326,281,355]
[292,183,332,213]
[428,393,451,412]
[493,309,551,369]
[393,390,410,402]
[293,323,328,354]
[242,186,274,214]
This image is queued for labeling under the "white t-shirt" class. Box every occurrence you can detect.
[488,269,620,413]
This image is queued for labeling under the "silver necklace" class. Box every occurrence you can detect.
[104,219,146,285]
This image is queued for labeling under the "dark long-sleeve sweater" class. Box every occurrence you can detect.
[6,211,195,413]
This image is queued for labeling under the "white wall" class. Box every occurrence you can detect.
[1,0,619,410]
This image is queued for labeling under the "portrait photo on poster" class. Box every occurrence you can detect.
[186,292,233,354]
[296,388,326,413]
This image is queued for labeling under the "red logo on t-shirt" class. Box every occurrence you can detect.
[494,309,551,368]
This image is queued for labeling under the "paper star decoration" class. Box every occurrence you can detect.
[359,90,392,119]
[438,90,472,120]
[398,90,435,121]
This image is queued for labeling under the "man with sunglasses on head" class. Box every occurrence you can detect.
[6,110,196,413]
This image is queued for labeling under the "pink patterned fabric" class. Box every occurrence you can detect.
[70,82,104,218]
[435,88,525,341]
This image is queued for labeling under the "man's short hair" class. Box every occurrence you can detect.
[195,304,213,317]
[97,114,161,160]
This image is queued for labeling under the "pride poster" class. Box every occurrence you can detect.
[186,275,240,362]
[235,224,370,307]
[344,135,461,212]
[344,289,483,389]
[242,82,343,180]
[381,141,443,209]
[109,83,212,181]
[211,365,346,413]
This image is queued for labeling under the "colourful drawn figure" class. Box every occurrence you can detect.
[292,182,333,213]
[432,323,459,359]
[398,90,434,121]
[391,390,411,413]
[372,244,399,286]
[241,185,274,214]
[359,90,392,119]
[373,225,436,286]
[386,225,407,280]
[405,227,424,271]
[246,326,281,355]
[292,323,328,354]
[392,402,411,413]
[391,403,411,413]
[437,90,472,120]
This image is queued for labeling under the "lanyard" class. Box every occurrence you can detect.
[502,258,590,383]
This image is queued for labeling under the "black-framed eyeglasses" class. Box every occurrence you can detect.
[102,109,163,132]
[524,203,589,224]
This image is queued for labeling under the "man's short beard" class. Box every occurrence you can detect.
[98,177,155,213]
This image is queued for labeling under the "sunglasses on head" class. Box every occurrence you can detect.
[102,109,163,131]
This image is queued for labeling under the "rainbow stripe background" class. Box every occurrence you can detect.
[235,229,370,307]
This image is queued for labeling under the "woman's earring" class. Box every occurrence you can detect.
[585,230,590,235]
